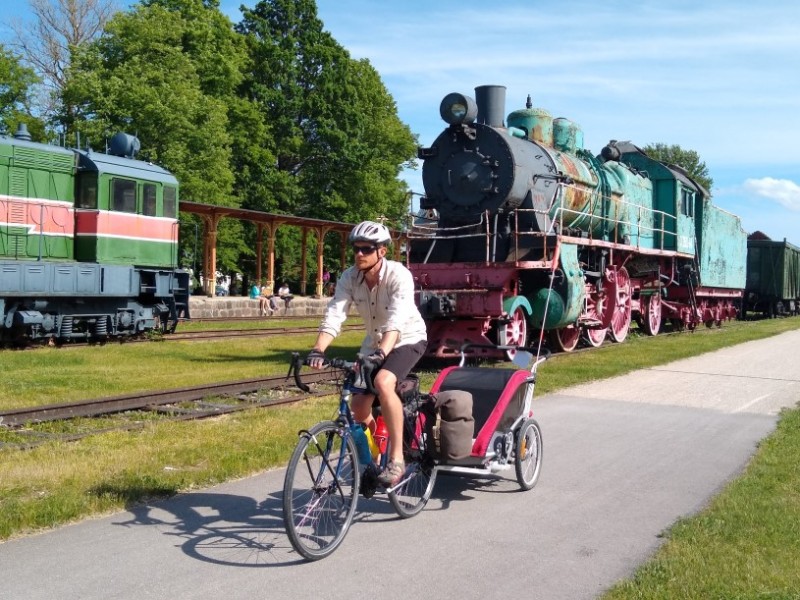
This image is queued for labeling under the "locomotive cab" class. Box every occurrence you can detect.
[75,136,180,268]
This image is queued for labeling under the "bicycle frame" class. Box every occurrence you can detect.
[291,353,388,478]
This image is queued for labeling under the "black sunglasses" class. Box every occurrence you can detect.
[352,245,378,256]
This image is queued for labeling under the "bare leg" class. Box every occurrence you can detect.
[350,393,376,432]
[373,370,403,464]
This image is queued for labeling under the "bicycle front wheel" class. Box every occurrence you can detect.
[282,420,360,560]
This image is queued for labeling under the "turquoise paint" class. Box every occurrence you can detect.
[530,243,584,328]
[503,294,532,317]
[695,198,747,289]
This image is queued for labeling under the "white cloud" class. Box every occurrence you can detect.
[742,178,800,212]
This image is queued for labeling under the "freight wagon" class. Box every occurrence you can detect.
[745,235,800,317]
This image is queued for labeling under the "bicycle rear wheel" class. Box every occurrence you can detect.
[388,412,437,518]
[514,418,543,490]
[388,452,437,518]
[282,420,360,560]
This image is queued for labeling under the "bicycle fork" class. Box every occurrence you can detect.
[295,428,353,523]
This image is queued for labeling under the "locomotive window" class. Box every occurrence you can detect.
[77,176,97,209]
[680,189,695,217]
[143,183,157,216]
[111,178,137,213]
[163,186,177,218]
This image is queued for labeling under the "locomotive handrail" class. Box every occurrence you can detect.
[407,213,488,238]
[406,189,682,266]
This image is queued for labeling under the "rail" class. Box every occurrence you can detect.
[0,371,341,429]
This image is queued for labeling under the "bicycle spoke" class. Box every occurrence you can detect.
[388,410,437,518]
[283,421,359,560]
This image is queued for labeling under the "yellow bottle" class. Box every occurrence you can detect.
[364,426,379,461]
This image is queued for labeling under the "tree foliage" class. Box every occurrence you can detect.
[234,0,417,283]
[0,44,45,138]
[237,0,416,226]
[63,0,247,271]
[16,0,417,284]
[643,142,713,194]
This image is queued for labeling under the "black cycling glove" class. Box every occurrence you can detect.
[306,349,326,365]
[365,348,386,368]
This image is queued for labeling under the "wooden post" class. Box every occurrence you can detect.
[201,213,220,296]
[255,222,264,285]
[300,228,308,296]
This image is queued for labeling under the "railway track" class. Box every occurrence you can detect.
[12,323,360,348]
[166,324,360,341]
[0,370,342,449]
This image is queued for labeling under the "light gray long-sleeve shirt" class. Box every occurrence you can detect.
[319,259,427,354]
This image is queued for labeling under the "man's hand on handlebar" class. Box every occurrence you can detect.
[365,348,385,368]
[306,348,327,369]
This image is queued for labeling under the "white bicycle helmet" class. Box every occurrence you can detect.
[348,221,392,245]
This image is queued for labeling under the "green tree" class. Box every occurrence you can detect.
[62,0,247,272]
[0,45,44,138]
[237,0,416,224]
[236,0,416,278]
[643,143,713,194]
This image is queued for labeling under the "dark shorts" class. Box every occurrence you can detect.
[381,340,427,382]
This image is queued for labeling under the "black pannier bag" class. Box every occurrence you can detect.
[424,390,474,461]
[396,373,420,404]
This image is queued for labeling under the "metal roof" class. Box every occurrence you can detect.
[77,149,178,185]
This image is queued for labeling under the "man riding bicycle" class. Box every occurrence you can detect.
[307,221,428,488]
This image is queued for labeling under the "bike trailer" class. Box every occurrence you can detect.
[428,366,534,460]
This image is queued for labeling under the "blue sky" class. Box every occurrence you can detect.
[4,0,800,243]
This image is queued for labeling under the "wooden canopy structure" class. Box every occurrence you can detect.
[179,201,403,297]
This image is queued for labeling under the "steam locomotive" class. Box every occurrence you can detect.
[0,125,190,344]
[408,85,747,358]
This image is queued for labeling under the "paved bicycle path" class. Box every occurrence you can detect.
[2,330,799,600]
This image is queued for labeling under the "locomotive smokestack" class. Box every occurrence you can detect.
[475,85,506,127]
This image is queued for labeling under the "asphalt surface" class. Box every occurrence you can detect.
[2,329,799,599]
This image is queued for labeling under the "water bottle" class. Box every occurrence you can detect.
[350,424,372,465]
[374,416,389,456]
[364,426,380,461]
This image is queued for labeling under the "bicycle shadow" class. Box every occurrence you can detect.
[106,467,513,567]
[111,484,413,567]
[112,487,308,567]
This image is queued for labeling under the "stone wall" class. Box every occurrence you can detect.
[188,295,334,319]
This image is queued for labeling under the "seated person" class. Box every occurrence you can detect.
[278,282,294,308]
[259,284,276,316]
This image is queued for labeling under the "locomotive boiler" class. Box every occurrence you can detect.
[408,85,747,358]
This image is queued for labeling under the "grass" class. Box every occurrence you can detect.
[0,395,340,539]
[174,316,361,332]
[0,333,330,410]
[1,316,799,598]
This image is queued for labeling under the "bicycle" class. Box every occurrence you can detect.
[282,353,437,561]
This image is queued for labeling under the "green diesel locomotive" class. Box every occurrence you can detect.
[0,125,190,343]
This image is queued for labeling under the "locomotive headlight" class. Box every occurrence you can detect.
[440,93,478,125]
